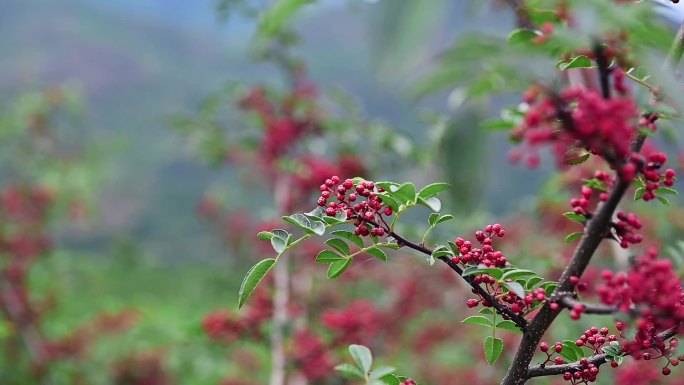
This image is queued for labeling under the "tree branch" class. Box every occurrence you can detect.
[386,230,529,330]
[554,293,619,315]
[527,326,678,378]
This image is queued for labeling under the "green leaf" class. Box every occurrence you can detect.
[480,119,515,131]
[435,214,454,224]
[484,336,504,365]
[564,232,583,244]
[335,364,365,380]
[258,0,315,37]
[558,55,593,70]
[496,320,522,333]
[479,308,496,316]
[270,229,291,254]
[563,212,586,225]
[541,281,558,297]
[657,196,670,206]
[432,247,452,261]
[366,247,388,261]
[370,366,396,381]
[655,187,678,195]
[462,315,494,327]
[394,182,417,204]
[418,183,451,199]
[501,269,537,281]
[378,193,400,213]
[525,276,544,290]
[508,28,539,45]
[562,340,585,361]
[331,230,364,248]
[283,214,319,235]
[238,258,277,308]
[316,250,345,263]
[325,238,350,255]
[417,196,441,212]
[561,148,591,165]
[323,209,348,225]
[428,213,440,226]
[349,344,373,375]
[503,281,526,299]
[328,258,351,278]
[462,266,505,280]
[257,231,273,241]
[380,375,413,385]
[634,187,646,200]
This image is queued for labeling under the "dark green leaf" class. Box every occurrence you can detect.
[563,212,587,225]
[508,29,539,45]
[525,276,544,290]
[379,374,402,385]
[366,247,388,261]
[655,187,678,195]
[564,232,583,244]
[428,213,440,226]
[238,258,277,308]
[257,231,273,241]
[634,187,646,200]
[501,269,537,281]
[462,266,505,280]
[559,55,593,70]
[484,336,504,365]
[325,238,350,255]
[480,119,515,131]
[541,281,558,297]
[328,258,351,279]
[657,196,670,206]
[496,320,522,333]
[331,230,364,248]
[377,193,400,213]
[394,182,417,204]
[462,315,494,327]
[349,344,373,374]
[418,183,451,199]
[431,246,452,258]
[316,250,345,263]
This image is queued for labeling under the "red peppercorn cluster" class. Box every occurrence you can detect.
[202,289,272,343]
[317,177,391,237]
[613,211,643,248]
[239,83,320,164]
[637,339,681,376]
[467,277,546,317]
[320,300,382,345]
[623,152,676,198]
[569,172,613,216]
[539,341,566,366]
[451,224,507,267]
[575,326,618,354]
[597,248,684,362]
[291,329,334,381]
[562,358,600,384]
[512,81,639,168]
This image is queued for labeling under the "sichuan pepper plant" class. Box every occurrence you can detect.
[0,87,136,385]
[238,1,684,384]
